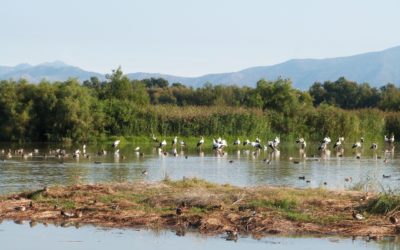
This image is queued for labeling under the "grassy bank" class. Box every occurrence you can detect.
[1,179,399,238]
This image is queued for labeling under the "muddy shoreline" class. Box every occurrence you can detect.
[0,179,399,239]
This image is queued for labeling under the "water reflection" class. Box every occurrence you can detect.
[0,142,399,194]
[0,220,398,250]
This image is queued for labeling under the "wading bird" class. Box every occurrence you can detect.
[172,136,178,146]
[295,138,306,150]
[112,140,120,148]
[352,141,362,149]
[152,134,159,143]
[197,136,204,148]
[268,137,280,151]
[159,139,167,148]
[385,134,395,145]
[333,137,344,149]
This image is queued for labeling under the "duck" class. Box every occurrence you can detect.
[225,228,238,241]
[390,216,398,224]
[352,211,364,220]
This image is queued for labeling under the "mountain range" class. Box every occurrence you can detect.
[1,46,400,89]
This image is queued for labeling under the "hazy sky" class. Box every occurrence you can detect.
[1,0,400,76]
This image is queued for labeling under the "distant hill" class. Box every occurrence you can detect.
[127,46,400,89]
[0,61,104,83]
[1,46,400,89]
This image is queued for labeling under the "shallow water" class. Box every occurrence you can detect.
[0,142,398,194]
[0,220,397,250]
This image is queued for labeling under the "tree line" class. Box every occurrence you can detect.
[0,67,399,142]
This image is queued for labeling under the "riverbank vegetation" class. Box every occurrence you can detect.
[1,179,399,237]
[0,68,399,142]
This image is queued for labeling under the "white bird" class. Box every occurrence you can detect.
[255,137,261,143]
[172,136,178,146]
[370,143,378,150]
[322,137,331,144]
[295,138,306,149]
[318,142,328,151]
[197,136,204,148]
[352,142,362,149]
[268,137,280,151]
[213,138,228,150]
[73,149,81,158]
[112,140,120,148]
[233,138,241,146]
[220,139,228,148]
[179,140,186,147]
[251,141,262,149]
[159,139,167,148]
[333,137,344,149]
[134,147,140,151]
[243,139,250,146]
[385,134,395,144]
[152,134,158,143]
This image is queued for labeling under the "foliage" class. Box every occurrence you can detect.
[0,69,399,142]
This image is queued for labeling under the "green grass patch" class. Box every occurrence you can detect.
[284,211,312,222]
[249,198,297,211]
[366,194,400,215]
[189,207,208,215]
[163,178,218,189]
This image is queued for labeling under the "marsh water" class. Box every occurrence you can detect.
[0,141,398,194]
[0,220,398,250]
[1,141,400,249]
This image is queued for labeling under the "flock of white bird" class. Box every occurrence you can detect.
[0,133,395,161]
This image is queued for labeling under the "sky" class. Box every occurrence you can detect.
[1,0,400,76]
